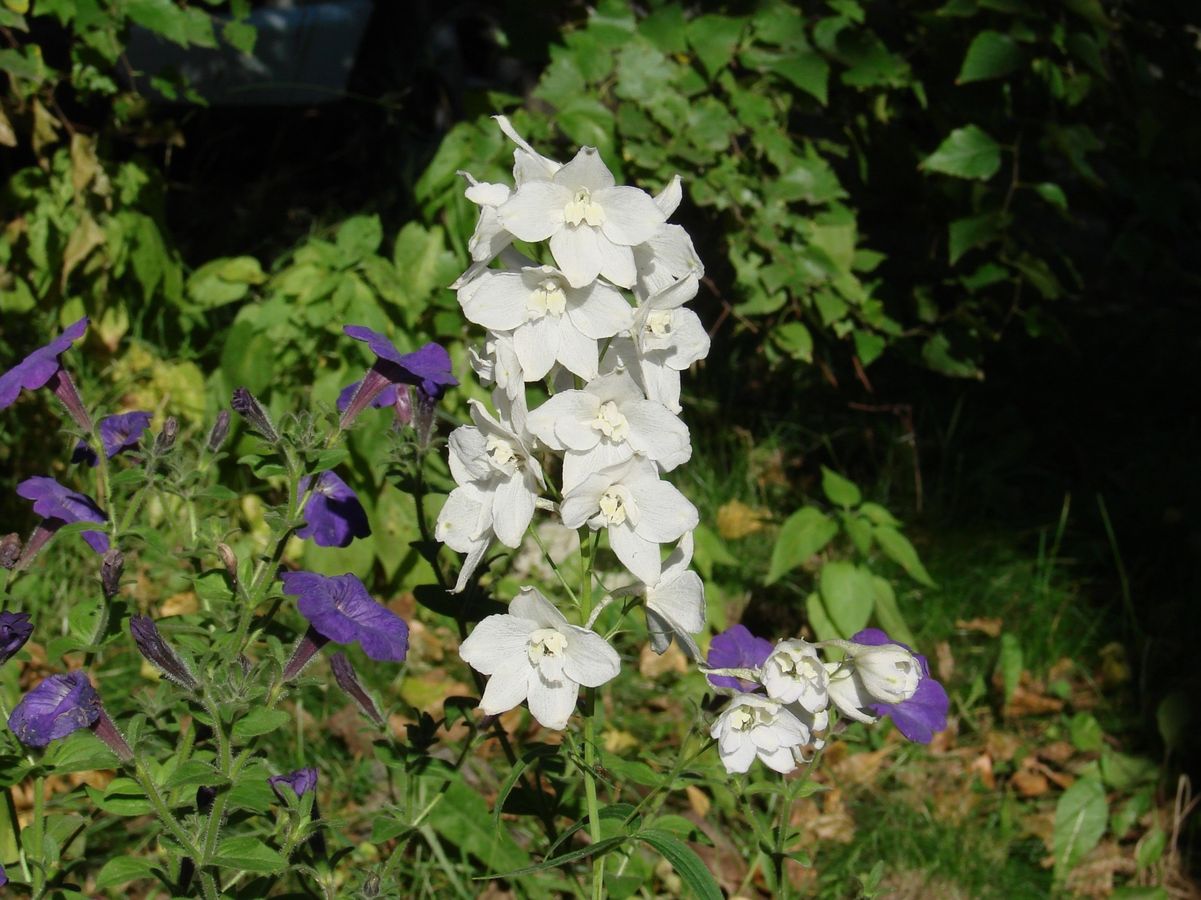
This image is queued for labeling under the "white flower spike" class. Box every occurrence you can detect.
[459,586,621,730]
[710,693,812,775]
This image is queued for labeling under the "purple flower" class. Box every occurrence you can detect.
[707,624,773,692]
[16,476,109,553]
[297,472,371,548]
[0,611,33,665]
[344,326,457,400]
[72,411,152,467]
[0,862,6,886]
[268,767,318,801]
[336,380,398,414]
[8,671,100,747]
[0,317,88,410]
[851,628,949,744]
[330,651,385,726]
[281,571,409,662]
[130,616,199,691]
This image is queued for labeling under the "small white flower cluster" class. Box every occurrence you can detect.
[709,637,923,775]
[439,117,710,730]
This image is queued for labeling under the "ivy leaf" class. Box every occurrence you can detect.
[921,126,1002,180]
[956,31,1023,83]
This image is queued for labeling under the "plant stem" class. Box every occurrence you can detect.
[577,530,605,900]
[132,760,200,858]
[774,773,791,900]
[30,775,44,897]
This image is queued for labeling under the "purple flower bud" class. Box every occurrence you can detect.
[206,410,231,452]
[282,627,328,682]
[850,628,949,744]
[330,652,385,726]
[92,706,134,762]
[16,476,109,554]
[72,411,153,467]
[231,388,279,443]
[0,533,20,569]
[268,767,318,802]
[0,612,33,664]
[296,471,370,548]
[130,616,199,691]
[0,317,89,424]
[101,548,124,600]
[706,624,772,693]
[154,416,179,454]
[336,378,398,416]
[281,571,408,663]
[8,671,101,747]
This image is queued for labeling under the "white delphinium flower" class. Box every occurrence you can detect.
[761,639,828,712]
[824,663,877,724]
[559,457,698,585]
[435,393,543,590]
[710,694,812,775]
[457,264,633,381]
[459,586,620,730]
[643,532,705,657]
[468,331,524,405]
[526,370,690,493]
[824,638,922,707]
[497,146,666,289]
[633,175,705,300]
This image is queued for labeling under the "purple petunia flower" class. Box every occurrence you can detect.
[16,476,109,553]
[851,628,949,744]
[268,767,318,801]
[0,317,88,410]
[344,327,457,400]
[72,411,152,467]
[707,624,773,692]
[0,611,33,665]
[296,472,371,548]
[281,571,409,663]
[336,380,398,414]
[8,671,101,747]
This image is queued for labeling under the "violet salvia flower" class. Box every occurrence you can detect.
[0,317,92,430]
[850,628,948,744]
[8,671,101,747]
[706,624,772,692]
[268,766,318,801]
[296,471,371,548]
[72,411,152,466]
[0,611,33,664]
[16,476,109,553]
[330,651,385,726]
[231,387,280,442]
[280,572,408,679]
[130,616,199,691]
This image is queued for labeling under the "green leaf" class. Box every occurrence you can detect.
[921,333,983,380]
[956,31,1023,83]
[48,731,119,774]
[336,214,383,263]
[766,507,838,584]
[1069,712,1104,753]
[948,212,1001,264]
[483,835,627,880]
[165,759,227,790]
[1053,779,1107,878]
[88,778,153,816]
[96,856,158,889]
[687,14,742,77]
[428,779,531,873]
[765,51,829,104]
[805,591,841,643]
[921,126,1002,180]
[1034,181,1068,212]
[819,561,876,637]
[773,321,813,363]
[1156,691,1190,753]
[858,502,900,527]
[215,836,288,874]
[821,466,861,507]
[997,633,1023,703]
[873,526,935,586]
[871,576,917,646]
[1136,827,1166,871]
[231,708,291,741]
[636,829,722,900]
[1099,749,1157,790]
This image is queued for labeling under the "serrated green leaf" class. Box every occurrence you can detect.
[873,526,934,585]
[766,507,838,584]
[687,14,742,77]
[336,215,382,263]
[921,125,1002,180]
[957,30,1023,83]
[948,212,1001,264]
[636,828,722,900]
[821,466,861,507]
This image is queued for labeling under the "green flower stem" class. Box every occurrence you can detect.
[577,529,605,900]
[30,774,44,897]
[131,760,200,858]
[199,870,220,900]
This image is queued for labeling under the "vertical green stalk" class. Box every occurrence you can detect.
[577,530,605,900]
[774,773,791,900]
[30,775,44,897]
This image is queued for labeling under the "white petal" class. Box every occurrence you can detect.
[492,473,536,548]
[509,586,568,629]
[560,472,609,529]
[448,426,491,483]
[562,627,621,687]
[526,390,597,451]
[451,537,490,593]
[623,400,690,469]
[596,239,637,289]
[663,309,710,369]
[654,175,683,217]
[631,480,698,543]
[527,674,579,730]
[459,271,529,331]
[647,570,705,635]
[661,531,695,578]
[499,181,571,242]
[719,737,758,774]
[435,484,490,553]
[459,614,536,674]
[757,745,799,774]
[566,282,634,339]
[467,207,514,264]
[638,354,682,412]
[513,315,559,382]
[645,608,673,654]
[464,180,511,208]
[553,146,615,192]
[478,657,533,715]
[494,115,562,181]
[596,185,666,246]
[550,225,604,289]
[826,667,878,724]
[610,522,662,584]
[554,319,600,381]
[563,442,632,495]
